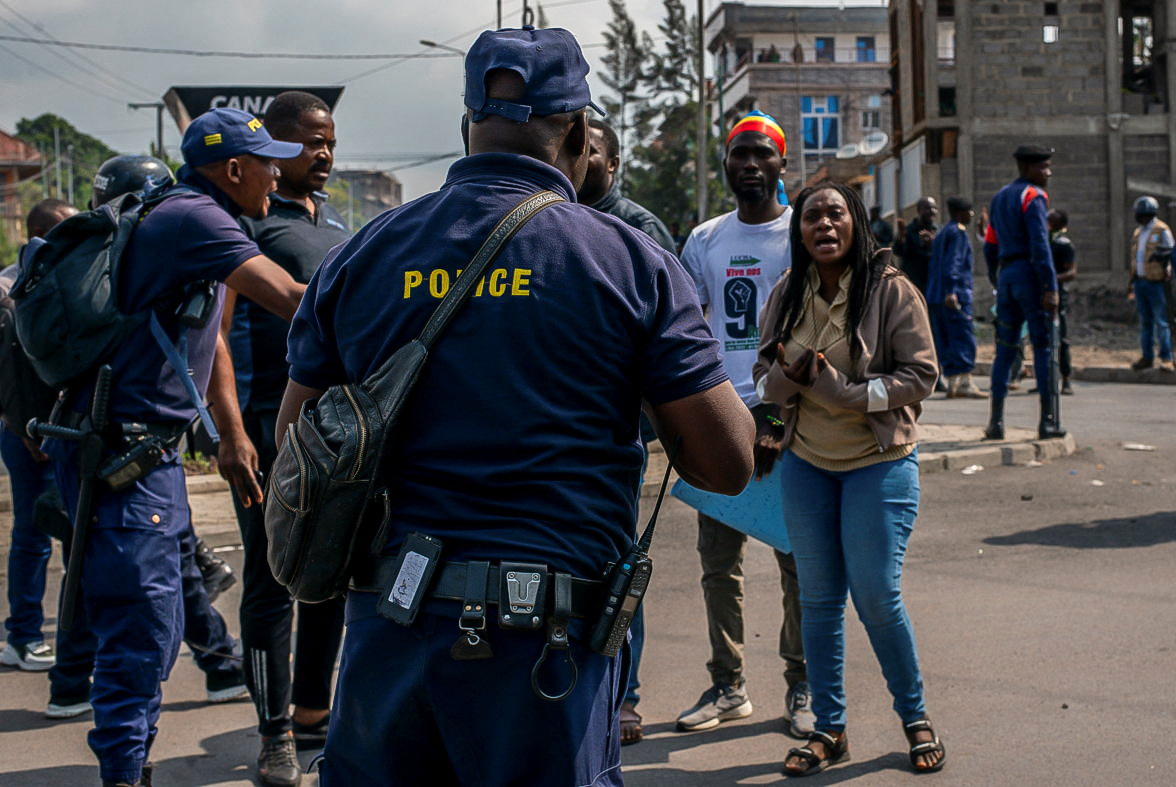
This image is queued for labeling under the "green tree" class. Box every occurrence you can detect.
[604,0,731,227]
[599,0,656,188]
[16,114,119,210]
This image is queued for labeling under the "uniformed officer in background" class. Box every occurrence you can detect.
[43,155,250,725]
[277,26,754,786]
[45,109,307,787]
[982,145,1064,440]
[207,91,350,787]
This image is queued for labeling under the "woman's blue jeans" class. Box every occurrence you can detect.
[779,449,925,731]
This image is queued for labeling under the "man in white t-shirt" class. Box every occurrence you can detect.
[676,111,813,739]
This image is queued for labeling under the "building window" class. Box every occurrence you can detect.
[856,37,876,63]
[1043,25,1059,43]
[815,37,835,63]
[862,110,882,130]
[802,95,840,154]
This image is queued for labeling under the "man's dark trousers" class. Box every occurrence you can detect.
[1,425,54,648]
[990,259,1052,400]
[319,593,624,786]
[232,406,345,735]
[928,303,977,377]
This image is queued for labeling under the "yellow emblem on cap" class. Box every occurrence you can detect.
[204,133,222,146]
[247,118,262,132]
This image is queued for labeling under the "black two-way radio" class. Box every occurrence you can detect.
[589,437,681,657]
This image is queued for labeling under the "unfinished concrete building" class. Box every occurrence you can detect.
[880,0,1174,277]
[706,2,892,195]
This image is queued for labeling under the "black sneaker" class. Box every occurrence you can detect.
[195,538,237,603]
[293,714,330,750]
[258,734,302,787]
[205,667,249,703]
[101,762,151,787]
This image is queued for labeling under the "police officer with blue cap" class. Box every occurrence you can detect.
[982,144,1065,440]
[278,26,754,786]
[46,107,308,787]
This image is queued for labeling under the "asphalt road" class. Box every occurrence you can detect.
[1,381,1174,785]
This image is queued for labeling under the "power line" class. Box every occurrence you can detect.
[0,0,155,98]
[0,33,465,60]
[0,40,125,105]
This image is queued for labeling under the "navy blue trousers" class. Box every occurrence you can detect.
[50,518,239,703]
[320,593,624,786]
[54,456,187,785]
[1,425,55,646]
[928,303,977,378]
[990,260,1052,400]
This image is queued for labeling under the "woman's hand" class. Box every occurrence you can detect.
[777,345,816,387]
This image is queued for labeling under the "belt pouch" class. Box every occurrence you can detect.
[499,562,548,630]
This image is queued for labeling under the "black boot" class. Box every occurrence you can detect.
[983,397,1005,440]
[195,538,236,603]
[1038,396,1067,439]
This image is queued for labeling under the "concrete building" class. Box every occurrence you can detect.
[881,0,1175,275]
[0,130,43,246]
[705,2,892,194]
[330,169,403,228]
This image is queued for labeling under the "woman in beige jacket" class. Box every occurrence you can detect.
[752,182,945,776]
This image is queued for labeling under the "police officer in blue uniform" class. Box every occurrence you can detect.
[278,27,754,786]
[45,155,249,724]
[47,108,307,787]
[982,144,1065,440]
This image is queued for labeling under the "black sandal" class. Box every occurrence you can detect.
[903,717,946,773]
[783,730,850,777]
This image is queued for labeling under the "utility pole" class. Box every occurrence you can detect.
[497,0,502,28]
[66,144,74,205]
[129,102,166,160]
[53,125,62,199]
[696,0,708,222]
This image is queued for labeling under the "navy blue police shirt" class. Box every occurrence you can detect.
[233,193,349,412]
[110,168,258,425]
[287,153,727,578]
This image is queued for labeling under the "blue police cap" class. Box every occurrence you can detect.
[181,108,303,167]
[464,26,605,123]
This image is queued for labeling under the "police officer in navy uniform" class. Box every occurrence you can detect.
[278,27,754,786]
[46,108,307,787]
[982,144,1065,440]
[208,91,349,787]
[44,155,250,725]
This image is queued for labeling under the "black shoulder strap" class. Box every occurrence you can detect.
[416,190,564,349]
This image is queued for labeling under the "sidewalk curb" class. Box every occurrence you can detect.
[974,361,1176,385]
[0,471,230,514]
[639,430,1077,495]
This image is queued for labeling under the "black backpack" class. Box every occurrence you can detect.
[11,190,164,388]
[0,262,56,432]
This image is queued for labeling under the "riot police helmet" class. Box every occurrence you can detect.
[1133,195,1159,218]
[92,155,175,207]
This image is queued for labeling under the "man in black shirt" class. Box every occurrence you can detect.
[869,205,894,247]
[894,196,939,295]
[576,117,676,747]
[1048,209,1077,394]
[578,118,677,255]
[210,90,349,787]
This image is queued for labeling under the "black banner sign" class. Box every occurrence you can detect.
[163,86,344,130]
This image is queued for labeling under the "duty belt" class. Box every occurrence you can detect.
[352,557,605,620]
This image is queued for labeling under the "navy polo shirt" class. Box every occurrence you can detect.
[108,176,258,425]
[234,193,350,411]
[287,153,726,577]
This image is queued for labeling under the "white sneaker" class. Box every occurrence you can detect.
[0,641,56,671]
[46,698,92,719]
